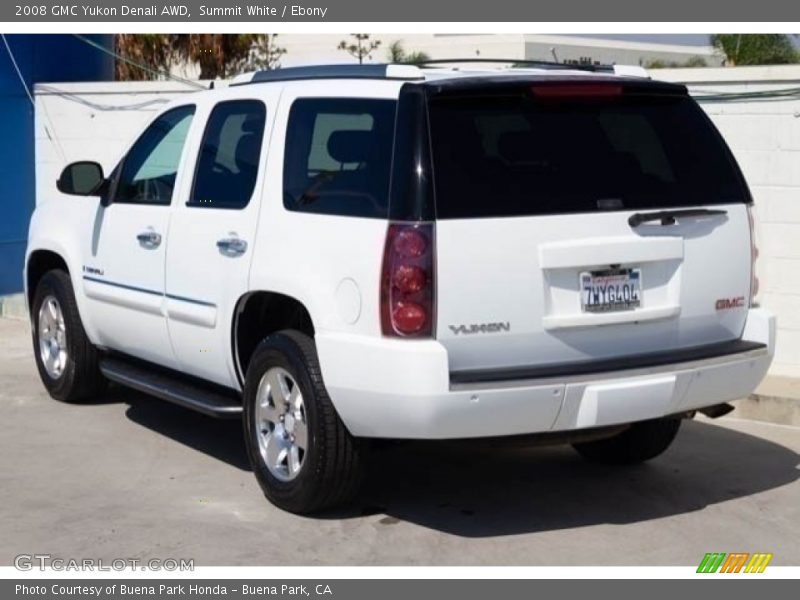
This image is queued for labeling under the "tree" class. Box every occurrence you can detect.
[172,34,264,79]
[710,34,798,66]
[337,34,381,64]
[114,34,286,81]
[246,34,287,71]
[114,34,176,81]
[386,40,431,65]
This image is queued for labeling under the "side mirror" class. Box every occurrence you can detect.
[56,161,106,196]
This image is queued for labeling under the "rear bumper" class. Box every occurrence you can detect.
[316,308,775,439]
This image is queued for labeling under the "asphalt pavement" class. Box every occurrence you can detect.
[1,317,797,566]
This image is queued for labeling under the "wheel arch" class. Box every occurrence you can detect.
[232,290,316,385]
[26,249,70,310]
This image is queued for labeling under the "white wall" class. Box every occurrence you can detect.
[656,66,800,377]
[523,34,722,67]
[34,66,800,378]
[34,81,202,200]
[171,34,719,76]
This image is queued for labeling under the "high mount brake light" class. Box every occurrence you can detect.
[531,84,623,99]
[380,222,436,337]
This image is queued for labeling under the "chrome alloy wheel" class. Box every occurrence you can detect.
[37,295,68,379]
[255,367,308,481]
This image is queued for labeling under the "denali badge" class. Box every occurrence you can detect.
[449,322,511,335]
[715,296,745,310]
[82,265,104,276]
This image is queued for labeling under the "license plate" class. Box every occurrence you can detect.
[580,268,642,313]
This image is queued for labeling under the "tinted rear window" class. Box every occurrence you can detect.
[190,99,266,209]
[283,98,396,218]
[427,90,748,219]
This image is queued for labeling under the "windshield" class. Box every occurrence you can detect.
[427,89,749,219]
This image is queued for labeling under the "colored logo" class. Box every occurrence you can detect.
[697,552,773,573]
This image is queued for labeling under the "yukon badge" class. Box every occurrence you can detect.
[449,322,511,335]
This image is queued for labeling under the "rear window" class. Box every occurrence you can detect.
[283,98,396,218]
[427,90,748,219]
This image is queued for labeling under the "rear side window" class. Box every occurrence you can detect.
[189,100,266,209]
[427,90,749,219]
[283,98,396,218]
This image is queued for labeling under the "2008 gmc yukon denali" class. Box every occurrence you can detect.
[24,63,775,513]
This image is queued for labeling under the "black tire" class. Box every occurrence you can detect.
[572,417,681,465]
[242,330,364,513]
[31,269,106,402]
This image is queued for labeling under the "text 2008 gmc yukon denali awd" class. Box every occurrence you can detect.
[25,63,775,513]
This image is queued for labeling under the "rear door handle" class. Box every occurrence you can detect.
[216,236,248,257]
[136,230,162,248]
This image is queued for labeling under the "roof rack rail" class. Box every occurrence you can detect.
[232,64,424,86]
[417,58,615,73]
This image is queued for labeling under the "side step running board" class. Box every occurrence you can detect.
[100,358,242,419]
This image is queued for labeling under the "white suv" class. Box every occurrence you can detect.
[25,63,775,513]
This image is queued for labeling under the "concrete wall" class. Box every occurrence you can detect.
[523,35,722,67]
[34,81,201,201]
[34,66,800,378]
[655,66,800,377]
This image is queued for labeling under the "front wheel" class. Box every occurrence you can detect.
[242,330,364,513]
[31,270,106,402]
[572,417,682,465]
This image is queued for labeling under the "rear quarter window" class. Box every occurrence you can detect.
[283,98,396,219]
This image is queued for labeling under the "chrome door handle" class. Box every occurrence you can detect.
[216,236,248,257]
[136,230,162,248]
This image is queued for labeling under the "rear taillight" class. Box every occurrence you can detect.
[381,222,436,337]
[747,204,760,307]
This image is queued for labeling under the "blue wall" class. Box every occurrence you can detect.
[0,34,113,295]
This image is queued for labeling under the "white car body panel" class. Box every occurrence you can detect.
[163,86,282,387]
[316,308,774,438]
[435,206,750,373]
[248,80,403,340]
[79,202,177,366]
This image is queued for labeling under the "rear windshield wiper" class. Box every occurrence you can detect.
[628,208,728,228]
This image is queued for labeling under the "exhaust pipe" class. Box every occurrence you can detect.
[698,403,735,419]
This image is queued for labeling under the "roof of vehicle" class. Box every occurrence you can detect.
[224,62,688,97]
[228,61,649,85]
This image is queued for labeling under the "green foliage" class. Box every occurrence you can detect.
[337,34,381,65]
[386,40,431,65]
[710,34,799,66]
[247,34,287,71]
[684,56,709,68]
[645,56,708,69]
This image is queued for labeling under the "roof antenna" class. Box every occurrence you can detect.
[209,80,215,89]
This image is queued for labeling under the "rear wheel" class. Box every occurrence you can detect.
[242,330,364,513]
[31,270,106,402]
[572,417,681,465]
